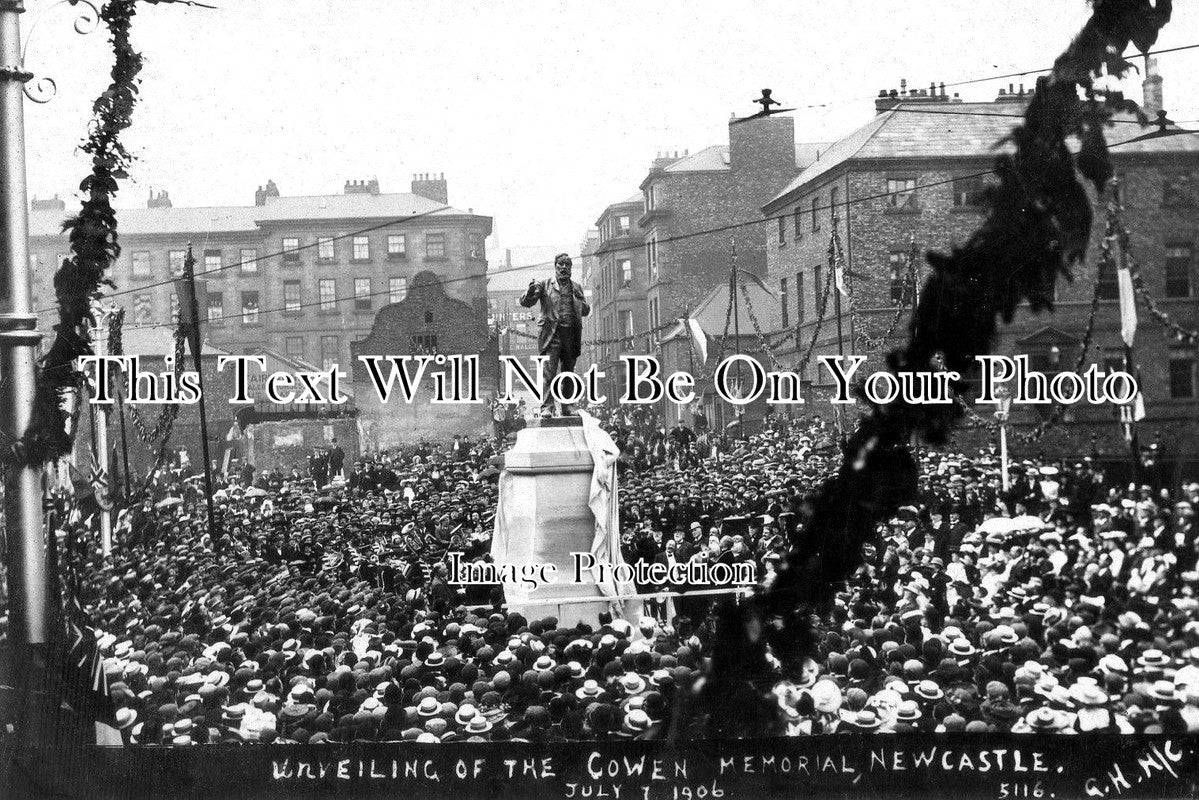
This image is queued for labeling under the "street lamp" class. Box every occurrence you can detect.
[993,384,1013,491]
[1,0,101,744]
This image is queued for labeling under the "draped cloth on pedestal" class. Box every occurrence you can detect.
[490,412,635,614]
[577,410,636,603]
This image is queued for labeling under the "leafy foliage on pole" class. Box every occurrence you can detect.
[694,0,1174,738]
[17,1,143,467]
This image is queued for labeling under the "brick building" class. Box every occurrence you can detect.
[589,193,649,399]
[351,271,498,446]
[488,287,541,366]
[638,121,828,336]
[761,76,1199,472]
[657,270,781,428]
[28,175,493,375]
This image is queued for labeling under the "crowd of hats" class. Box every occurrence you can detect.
[765,448,1199,734]
[12,405,1199,742]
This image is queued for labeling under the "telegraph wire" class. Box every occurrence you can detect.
[35,44,1199,313]
[104,122,1189,335]
[34,204,456,311]
[790,41,1199,110]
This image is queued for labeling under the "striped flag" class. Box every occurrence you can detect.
[1117,265,1137,347]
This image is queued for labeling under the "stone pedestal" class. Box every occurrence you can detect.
[493,417,639,627]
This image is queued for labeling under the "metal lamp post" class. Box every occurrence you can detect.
[1,0,101,743]
[993,384,1013,492]
[1,0,50,659]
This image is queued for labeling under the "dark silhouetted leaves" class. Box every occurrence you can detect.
[688,0,1173,739]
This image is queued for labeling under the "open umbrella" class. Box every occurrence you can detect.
[977,517,1020,535]
[155,496,183,509]
[244,487,267,498]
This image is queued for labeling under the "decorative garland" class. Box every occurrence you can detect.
[107,308,187,494]
[696,0,1175,738]
[786,222,838,378]
[954,202,1110,444]
[15,1,143,467]
[107,308,186,446]
[1114,192,1199,343]
[851,237,920,353]
[508,318,677,347]
[738,280,791,375]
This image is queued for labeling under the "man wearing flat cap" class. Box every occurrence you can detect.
[520,253,590,416]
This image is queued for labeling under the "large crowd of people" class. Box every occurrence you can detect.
[4,404,1199,744]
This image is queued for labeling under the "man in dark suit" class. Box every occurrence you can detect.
[519,253,590,416]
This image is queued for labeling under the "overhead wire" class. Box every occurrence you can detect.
[788,41,1199,110]
[107,117,1186,335]
[35,43,1197,335]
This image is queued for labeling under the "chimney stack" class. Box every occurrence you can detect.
[344,178,380,195]
[255,179,279,206]
[147,189,172,209]
[411,173,448,204]
[1143,56,1163,116]
[875,78,952,113]
[30,195,65,212]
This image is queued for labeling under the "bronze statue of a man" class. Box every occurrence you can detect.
[519,253,590,416]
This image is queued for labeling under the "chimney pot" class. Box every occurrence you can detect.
[900,78,907,94]
[1142,56,1163,116]
[940,82,946,96]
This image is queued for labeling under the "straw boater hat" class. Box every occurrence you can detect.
[915,680,944,702]
[618,673,647,696]
[464,716,492,734]
[841,709,884,731]
[1024,707,1068,732]
[896,700,921,722]
[576,679,603,700]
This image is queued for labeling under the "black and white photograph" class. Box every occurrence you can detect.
[2,1,1199,797]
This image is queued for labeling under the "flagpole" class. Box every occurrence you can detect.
[832,226,846,446]
[114,345,132,503]
[1,0,53,745]
[730,238,743,434]
[91,303,113,555]
[182,245,220,552]
[1114,227,1142,484]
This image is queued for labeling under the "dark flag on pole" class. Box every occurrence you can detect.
[175,264,207,355]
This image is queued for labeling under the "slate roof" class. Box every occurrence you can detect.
[661,269,778,343]
[765,102,1199,212]
[29,192,482,238]
[664,142,832,173]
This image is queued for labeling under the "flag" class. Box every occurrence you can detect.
[1117,265,1137,347]
[833,257,849,297]
[88,462,112,512]
[175,272,208,355]
[685,318,708,363]
[1118,393,1146,441]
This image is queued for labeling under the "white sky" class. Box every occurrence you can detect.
[22,0,1199,289]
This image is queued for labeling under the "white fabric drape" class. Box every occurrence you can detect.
[578,410,637,603]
